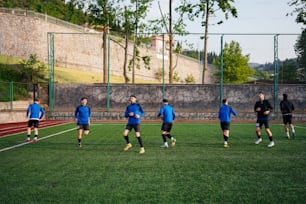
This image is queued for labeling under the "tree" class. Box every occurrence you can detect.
[213,41,254,84]
[288,0,306,79]
[279,58,298,82]
[287,0,306,25]
[295,29,306,80]
[176,0,237,84]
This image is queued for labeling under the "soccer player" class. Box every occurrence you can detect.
[157,99,177,148]
[74,97,91,148]
[280,93,295,139]
[123,95,145,154]
[26,98,45,143]
[218,98,237,148]
[254,92,274,147]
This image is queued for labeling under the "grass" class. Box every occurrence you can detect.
[0,122,306,203]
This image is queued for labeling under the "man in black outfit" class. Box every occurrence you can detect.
[254,92,274,147]
[280,93,295,139]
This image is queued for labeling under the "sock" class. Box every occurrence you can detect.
[137,136,144,147]
[166,134,172,139]
[34,135,38,139]
[162,134,167,142]
[269,136,273,142]
[124,136,130,144]
[224,135,228,142]
[27,135,30,139]
[292,128,295,133]
[78,138,81,145]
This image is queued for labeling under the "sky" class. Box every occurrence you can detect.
[148,0,304,64]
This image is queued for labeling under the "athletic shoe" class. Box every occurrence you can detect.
[124,143,132,151]
[32,137,38,143]
[25,138,31,143]
[78,143,82,148]
[160,144,169,148]
[224,143,229,148]
[171,138,176,147]
[268,141,275,147]
[139,147,145,154]
[255,138,262,145]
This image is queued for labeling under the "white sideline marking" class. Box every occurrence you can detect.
[0,127,76,153]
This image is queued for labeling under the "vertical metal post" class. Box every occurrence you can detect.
[48,32,55,117]
[10,81,13,111]
[107,32,111,111]
[274,34,279,114]
[162,34,165,99]
[219,35,224,107]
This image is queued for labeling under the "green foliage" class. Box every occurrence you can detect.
[154,68,166,81]
[295,29,306,80]
[19,54,46,83]
[279,58,298,81]
[0,123,306,203]
[2,0,89,25]
[172,71,180,83]
[288,0,306,25]
[184,74,195,84]
[214,41,255,84]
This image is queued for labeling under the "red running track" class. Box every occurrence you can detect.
[0,120,69,137]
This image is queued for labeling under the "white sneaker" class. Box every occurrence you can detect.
[268,141,275,147]
[255,138,262,144]
[160,143,169,148]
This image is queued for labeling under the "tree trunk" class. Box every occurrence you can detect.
[202,1,209,84]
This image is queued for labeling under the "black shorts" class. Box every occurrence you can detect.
[78,124,90,130]
[125,124,140,132]
[256,119,270,129]
[28,120,39,128]
[282,115,293,125]
[161,122,173,132]
[220,122,230,131]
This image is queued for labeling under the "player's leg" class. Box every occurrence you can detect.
[161,123,169,148]
[77,126,83,147]
[123,125,132,151]
[265,121,274,147]
[134,125,144,154]
[26,120,33,142]
[223,129,230,148]
[288,116,295,139]
[83,124,90,136]
[255,121,263,144]
[32,121,39,143]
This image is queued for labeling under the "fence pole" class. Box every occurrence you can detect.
[274,34,279,114]
[162,34,165,99]
[219,35,224,107]
[10,81,13,111]
[107,32,111,111]
[48,32,55,117]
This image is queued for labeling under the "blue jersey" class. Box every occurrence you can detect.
[125,103,144,125]
[26,102,45,120]
[158,104,176,123]
[218,105,237,122]
[75,105,91,125]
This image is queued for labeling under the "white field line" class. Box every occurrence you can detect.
[0,127,76,153]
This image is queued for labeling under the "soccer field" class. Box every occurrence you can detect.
[0,122,305,203]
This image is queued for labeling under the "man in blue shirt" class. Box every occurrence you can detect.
[123,95,145,154]
[74,97,91,148]
[157,99,177,148]
[26,98,45,143]
[218,98,237,148]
